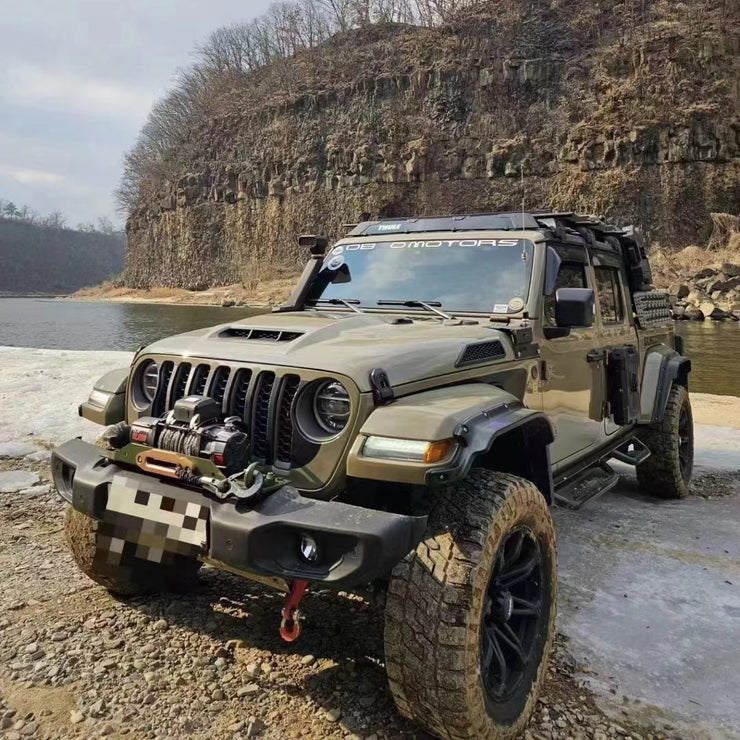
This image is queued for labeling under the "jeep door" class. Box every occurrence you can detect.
[590,249,639,435]
[536,244,605,467]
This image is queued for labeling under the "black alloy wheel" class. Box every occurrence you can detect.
[480,527,544,706]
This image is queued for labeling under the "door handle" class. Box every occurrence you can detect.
[586,349,606,364]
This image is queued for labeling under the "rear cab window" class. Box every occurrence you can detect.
[594,266,625,324]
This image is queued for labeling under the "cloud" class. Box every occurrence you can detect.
[2,65,155,122]
[7,167,66,185]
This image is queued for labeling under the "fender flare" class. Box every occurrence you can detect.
[347,384,554,501]
[79,367,129,426]
[427,403,555,502]
[639,347,691,424]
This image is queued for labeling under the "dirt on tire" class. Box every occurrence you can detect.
[384,469,557,740]
[636,385,694,499]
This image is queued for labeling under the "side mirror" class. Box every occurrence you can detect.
[555,288,595,328]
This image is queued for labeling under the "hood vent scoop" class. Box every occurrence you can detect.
[219,327,304,342]
[456,340,506,367]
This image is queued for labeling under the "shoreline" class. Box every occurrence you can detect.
[68,278,296,308]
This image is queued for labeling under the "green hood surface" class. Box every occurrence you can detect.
[143,311,515,392]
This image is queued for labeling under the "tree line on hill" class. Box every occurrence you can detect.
[0,198,120,236]
[0,199,125,294]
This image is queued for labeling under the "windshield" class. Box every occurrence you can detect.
[308,238,534,314]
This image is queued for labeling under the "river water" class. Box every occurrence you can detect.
[0,297,738,396]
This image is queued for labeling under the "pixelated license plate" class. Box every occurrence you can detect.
[97,475,209,566]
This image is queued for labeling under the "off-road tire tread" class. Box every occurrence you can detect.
[64,506,201,597]
[636,385,693,499]
[384,469,557,740]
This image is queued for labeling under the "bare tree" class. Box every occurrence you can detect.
[41,210,67,229]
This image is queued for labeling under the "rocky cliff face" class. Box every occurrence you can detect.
[125,1,739,289]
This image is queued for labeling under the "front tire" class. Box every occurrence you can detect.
[636,384,694,499]
[65,506,202,596]
[384,470,557,740]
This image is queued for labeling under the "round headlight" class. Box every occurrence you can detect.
[313,380,350,434]
[139,360,159,403]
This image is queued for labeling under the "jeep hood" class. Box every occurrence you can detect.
[143,311,516,392]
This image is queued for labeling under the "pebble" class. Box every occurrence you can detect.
[300,654,316,666]
[152,619,169,632]
[324,708,342,722]
[246,718,266,736]
[69,710,84,724]
[246,662,260,677]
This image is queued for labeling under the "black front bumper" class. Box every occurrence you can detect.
[51,439,426,589]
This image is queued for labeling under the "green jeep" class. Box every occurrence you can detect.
[52,211,693,739]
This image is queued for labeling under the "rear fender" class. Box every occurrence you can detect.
[347,383,554,501]
[639,346,691,424]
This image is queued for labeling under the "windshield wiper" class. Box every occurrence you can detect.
[377,299,453,320]
[310,298,364,313]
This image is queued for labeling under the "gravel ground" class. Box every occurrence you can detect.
[0,452,676,740]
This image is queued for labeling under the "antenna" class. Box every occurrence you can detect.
[521,162,526,233]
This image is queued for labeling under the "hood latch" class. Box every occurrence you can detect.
[370,368,394,405]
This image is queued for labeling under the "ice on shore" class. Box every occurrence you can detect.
[0,346,133,446]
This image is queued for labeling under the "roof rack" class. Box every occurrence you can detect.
[347,212,543,236]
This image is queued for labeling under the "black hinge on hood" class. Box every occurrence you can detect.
[370,368,394,405]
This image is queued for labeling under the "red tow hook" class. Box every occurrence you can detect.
[279,579,309,642]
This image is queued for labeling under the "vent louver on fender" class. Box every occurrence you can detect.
[456,340,506,367]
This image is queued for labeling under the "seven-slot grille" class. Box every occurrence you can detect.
[151,361,308,467]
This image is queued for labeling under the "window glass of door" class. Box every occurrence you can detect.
[594,267,624,323]
[544,262,587,326]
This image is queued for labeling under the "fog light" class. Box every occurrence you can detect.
[299,533,319,563]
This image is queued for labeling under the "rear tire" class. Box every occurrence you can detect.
[636,384,694,499]
[384,469,557,740]
[65,506,202,597]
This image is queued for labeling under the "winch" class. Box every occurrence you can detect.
[104,395,250,475]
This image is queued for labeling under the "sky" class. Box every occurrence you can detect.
[0,0,273,228]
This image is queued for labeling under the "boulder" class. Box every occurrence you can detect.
[676,284,690,299]
[708,277,740,293]
[700,301,729,320]
[731,311,740,321]
[684,306,704,320]
[694,268,717,280]
[685,289,707,306]
[721,262,740,277]
[672,305,686,320]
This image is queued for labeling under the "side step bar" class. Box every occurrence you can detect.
[554,461,619,510]
[611,437,651,466]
